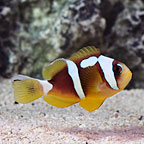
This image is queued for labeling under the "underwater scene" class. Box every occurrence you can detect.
[0,0,144,143]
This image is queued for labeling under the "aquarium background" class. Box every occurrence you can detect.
[0,0,144,88]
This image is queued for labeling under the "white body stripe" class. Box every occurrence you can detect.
[98,55,119,90]
[63,59,85,99]
[38,80,53,95]
[80,56,98,68]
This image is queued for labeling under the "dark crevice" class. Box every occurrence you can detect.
[0,48,9,78]
[77,1,98,21]
[18,57,28,73]
[100,0,124,35]
[60,32,71,50]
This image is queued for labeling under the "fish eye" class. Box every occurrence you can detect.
[113,64,123,74]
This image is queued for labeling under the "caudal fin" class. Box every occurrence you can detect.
[12,75,44,104]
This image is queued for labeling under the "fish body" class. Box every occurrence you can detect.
[12,46,132,112]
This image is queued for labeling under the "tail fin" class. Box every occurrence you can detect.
[12,75,44,104]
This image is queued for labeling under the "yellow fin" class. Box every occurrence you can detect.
[42,59,66,80]
[79,96,106,112]
[12,76,43,104]
[43,94,79,108]
[69,46,100,61]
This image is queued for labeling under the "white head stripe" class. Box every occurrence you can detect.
[80,56,98,68]
[63,59,85,99]
[98,55,119,90]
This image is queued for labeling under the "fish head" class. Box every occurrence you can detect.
[98,58,132,98]
[115,62,132,90]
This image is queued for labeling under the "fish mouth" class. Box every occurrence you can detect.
[124,70,132,84]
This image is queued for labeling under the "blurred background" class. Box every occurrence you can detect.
[0,0,144,88]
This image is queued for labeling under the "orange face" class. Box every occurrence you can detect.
[98,61,132,98]
[79,59,132,112]
[116,62,132,90]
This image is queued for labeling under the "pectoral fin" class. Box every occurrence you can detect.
[80,66,103,94]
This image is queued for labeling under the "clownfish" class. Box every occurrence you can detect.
[12,46,132,112]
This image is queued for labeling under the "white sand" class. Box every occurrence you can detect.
[0,78,144,144]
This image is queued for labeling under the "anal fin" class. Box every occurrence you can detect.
[79,96,106,112]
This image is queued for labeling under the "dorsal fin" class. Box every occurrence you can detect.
[42,46,100,80]
[42,58,66,80]
[69,46,100,61]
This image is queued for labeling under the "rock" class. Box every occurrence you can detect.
[104,0,144,88]
[0,0,105,78]
[0,0,144,88]
[57,0,105,55]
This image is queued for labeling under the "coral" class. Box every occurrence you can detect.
[105,0,144,88]
[0,0,144,88]
[0,0,104,78]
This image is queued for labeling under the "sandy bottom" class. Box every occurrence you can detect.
[0,78,144,144]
